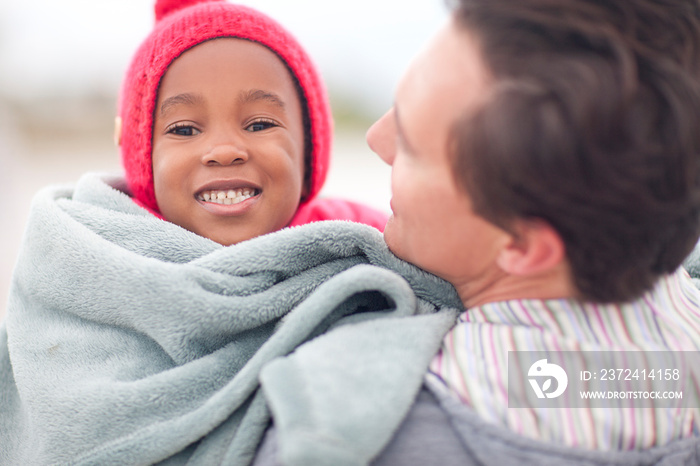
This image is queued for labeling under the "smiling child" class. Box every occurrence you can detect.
[117,0,387,245]
[0,0,449,462]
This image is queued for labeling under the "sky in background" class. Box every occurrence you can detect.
[0,0,449,116]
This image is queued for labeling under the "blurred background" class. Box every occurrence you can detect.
[0,0,448,318]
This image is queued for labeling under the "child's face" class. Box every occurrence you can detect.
[152,38,306,246]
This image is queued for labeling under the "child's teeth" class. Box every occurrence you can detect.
[199,189,256,205]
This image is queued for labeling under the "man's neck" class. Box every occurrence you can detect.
[454,263,577,309]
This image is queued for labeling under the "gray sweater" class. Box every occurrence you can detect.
[254,381,700,465]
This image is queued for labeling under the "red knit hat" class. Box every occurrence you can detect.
[117,0,332,213]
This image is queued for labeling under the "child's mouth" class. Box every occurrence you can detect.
[196,188,260,205]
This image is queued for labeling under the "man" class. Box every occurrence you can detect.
[256,0,700,463]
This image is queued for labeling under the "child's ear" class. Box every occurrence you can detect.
[114,116,122,147]
[299,173,311,202]
[496,219,566,276]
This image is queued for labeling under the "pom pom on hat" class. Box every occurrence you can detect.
[118,0,332,213]
[155,0,223,22]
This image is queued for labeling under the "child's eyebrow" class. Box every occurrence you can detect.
[239,89,286,109]
[160,93,204,117]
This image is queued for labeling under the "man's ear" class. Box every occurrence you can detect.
[496,219,566,276]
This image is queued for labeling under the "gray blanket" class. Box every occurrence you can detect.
[0,173,461,465]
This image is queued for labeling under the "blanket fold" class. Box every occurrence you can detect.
[0,173,461,465]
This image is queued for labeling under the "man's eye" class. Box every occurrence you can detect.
[246,119,277,132]
[167,125,200,136]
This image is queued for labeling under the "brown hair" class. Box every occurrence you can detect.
[450,0,700,302]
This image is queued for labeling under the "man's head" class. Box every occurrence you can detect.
[369,0,700,304]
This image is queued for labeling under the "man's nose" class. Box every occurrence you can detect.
[366,108,397,165]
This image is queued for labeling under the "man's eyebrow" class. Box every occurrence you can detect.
[160,92,204,116]
[239,89,286,109]
[394,105,416,154]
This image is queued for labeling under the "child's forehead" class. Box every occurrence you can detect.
[159,38,299,94]
[155,37,303,116]
[168,38,291,78]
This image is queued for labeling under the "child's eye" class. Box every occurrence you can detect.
[246,119,278,132]
[167,124,200,136]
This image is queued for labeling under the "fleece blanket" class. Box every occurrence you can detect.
[0,173,461,465]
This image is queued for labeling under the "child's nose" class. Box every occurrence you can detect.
[202,144,249,166]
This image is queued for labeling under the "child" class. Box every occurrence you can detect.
[117,0,387,245]
[2,1,443,463]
